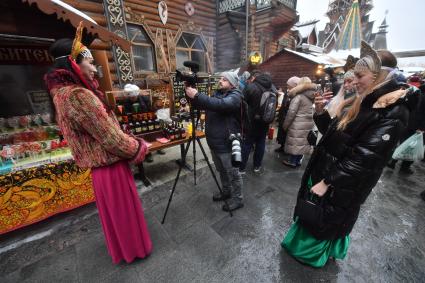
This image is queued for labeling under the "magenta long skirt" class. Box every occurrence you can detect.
[91,160,152,264]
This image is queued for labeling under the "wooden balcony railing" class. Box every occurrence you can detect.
[218,0,297,14]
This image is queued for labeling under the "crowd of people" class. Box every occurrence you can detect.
[187,40,425,268]
[44,23,424,269]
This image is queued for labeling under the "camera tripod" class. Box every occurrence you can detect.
[161,103,233,224]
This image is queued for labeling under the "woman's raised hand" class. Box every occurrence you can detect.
[314,91,333,114]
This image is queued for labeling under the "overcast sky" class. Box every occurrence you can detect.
[296,0,425,51]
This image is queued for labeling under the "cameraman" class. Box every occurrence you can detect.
[185,72,244,212]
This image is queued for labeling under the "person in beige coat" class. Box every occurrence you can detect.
[282,77,316,167]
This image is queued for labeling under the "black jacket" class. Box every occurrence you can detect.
[192,88,242,153]
[243,73,273,136]
[295,79,419,240]
[408,84,425,131]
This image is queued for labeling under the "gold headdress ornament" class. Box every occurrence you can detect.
[354,40,381,75]
[71,21,93,60]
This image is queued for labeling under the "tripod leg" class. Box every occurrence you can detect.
[196,137,233,217]
[193,133,197,185]
[161,138,193,224]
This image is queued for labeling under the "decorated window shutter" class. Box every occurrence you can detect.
[154,29,169,74]
[166,29,177,72]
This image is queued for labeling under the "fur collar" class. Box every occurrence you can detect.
[288,82,317,97]
[372,89,407,108]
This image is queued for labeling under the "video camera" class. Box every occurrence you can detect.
[175,60,201,87]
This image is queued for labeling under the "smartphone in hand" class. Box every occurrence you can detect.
[316,85,324,96]
[324,82,332,93]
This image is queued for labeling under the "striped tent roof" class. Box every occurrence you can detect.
[335,0,362,50]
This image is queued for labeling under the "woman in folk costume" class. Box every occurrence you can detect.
[44,23,152,264]
[281,41,419,268]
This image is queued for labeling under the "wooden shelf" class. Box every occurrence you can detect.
[144,131,205,152]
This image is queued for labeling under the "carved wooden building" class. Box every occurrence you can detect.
[1,0,298,93]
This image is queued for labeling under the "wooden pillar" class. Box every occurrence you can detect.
[92,50,113,92]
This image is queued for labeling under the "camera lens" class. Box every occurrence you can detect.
[231,138,242,167]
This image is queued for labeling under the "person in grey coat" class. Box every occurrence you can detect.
[282,77,316,167]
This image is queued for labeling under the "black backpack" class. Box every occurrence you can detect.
[257,90,277,123]
[240,97,251,139]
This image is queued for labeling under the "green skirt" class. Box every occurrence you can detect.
[281,220,350,268]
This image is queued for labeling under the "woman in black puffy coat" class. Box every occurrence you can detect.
[281,42,420,268]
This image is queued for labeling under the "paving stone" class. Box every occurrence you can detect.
[18,246,79,283]
[1,142,425,283]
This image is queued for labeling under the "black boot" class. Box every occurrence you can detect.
[145,153,153,163]
[274,146,284,153]
[222,198,244,212]
[387,159,397,169]
[213,191,231,202]
[400,166,414,175]
[420,191,425,201]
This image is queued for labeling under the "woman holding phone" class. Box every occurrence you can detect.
[281,41,419,267]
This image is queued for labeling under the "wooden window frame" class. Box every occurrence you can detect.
[127,24,157,75]
[176,32,208,73]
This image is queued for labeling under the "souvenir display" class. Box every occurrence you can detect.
[0,113,71,175]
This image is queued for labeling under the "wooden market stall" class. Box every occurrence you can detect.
[1,0,300,234]
[0,0,130,234]
[258,48,345,88]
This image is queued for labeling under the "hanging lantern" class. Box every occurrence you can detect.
[249,52,263,65]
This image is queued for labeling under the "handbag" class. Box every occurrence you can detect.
[295,192,324,227]
[307,130,318,146]
[294,177,324,227]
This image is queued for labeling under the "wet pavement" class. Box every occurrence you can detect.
[1,140,425,283]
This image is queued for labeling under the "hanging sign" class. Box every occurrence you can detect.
[0,46,54,65]
[158,1,168,25]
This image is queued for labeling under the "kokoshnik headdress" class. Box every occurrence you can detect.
[354,41,381,76]
[71,21,93,60]
[344,55,358,72]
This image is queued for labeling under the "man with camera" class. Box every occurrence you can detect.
[185,72,244,212]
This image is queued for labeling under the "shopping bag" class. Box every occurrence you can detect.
[392,132,424,161]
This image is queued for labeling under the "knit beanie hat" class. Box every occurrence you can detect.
[221,71,239,88]
[286,76,300,88]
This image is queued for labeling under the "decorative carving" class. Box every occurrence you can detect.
[106,0,124,27]
[124,7,156,44]
[179,21,202,35]
[218,0,245,14]
[185,2,195,16]
[124,6,144,24]
[166,30,177,71]
[173,22,213,73]
[116,46,134,82]
[205,36,215,73]
[154,29,169,73]
[104,0,133,85]
[114,30,127,39]
[158,1,168,25]
[22,0,130,52]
